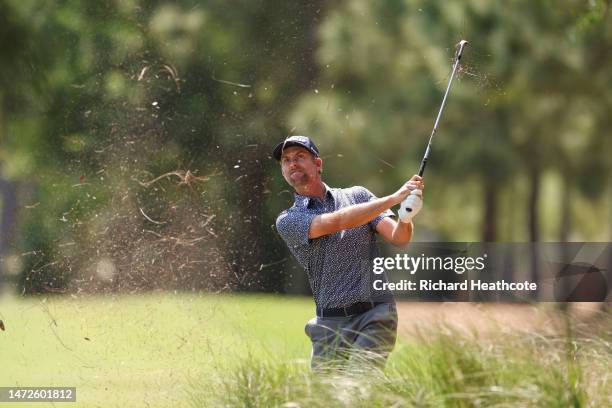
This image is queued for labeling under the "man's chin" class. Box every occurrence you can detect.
[288,176,310,189]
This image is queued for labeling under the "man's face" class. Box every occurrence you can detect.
[280,146,321,189]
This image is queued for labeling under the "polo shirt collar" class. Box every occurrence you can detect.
[294,183,334,208]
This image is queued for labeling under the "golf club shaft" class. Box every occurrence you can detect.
[417,40,467,177]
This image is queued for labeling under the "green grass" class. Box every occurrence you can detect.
[0,292,313,407]
[198,323,611,408]
[1,294,610,407]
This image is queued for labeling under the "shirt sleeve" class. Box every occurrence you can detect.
[355,186,394,231]
[275,209,317,249]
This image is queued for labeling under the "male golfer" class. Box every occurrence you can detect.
[273,135,424,370]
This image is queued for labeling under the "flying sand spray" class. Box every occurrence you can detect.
[400,40,468,215]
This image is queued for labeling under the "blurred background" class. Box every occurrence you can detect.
[0,0,611,296]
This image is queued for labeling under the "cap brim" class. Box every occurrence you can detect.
[272,141,310,161]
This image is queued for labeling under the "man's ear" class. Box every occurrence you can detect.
[315,156,323,175]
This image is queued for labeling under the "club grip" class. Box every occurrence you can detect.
[418,157,428,177]
[403,194,419,212]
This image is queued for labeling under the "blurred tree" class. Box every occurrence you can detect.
[0,0,41,289]
[290,0,522,242]
[287,0,612,299]
[2,0,329,293]
[0,0,610,296]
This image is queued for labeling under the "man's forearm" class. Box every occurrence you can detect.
[332,195,397,230]
[308,177,422,240]
[391,220,413,244]
[308,194,401,239]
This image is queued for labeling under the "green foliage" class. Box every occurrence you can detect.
[198,327,610,407]
[1,292,610,407]
[290,0,612,241]
[0,0,611,292]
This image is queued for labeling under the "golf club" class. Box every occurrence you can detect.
[402,39,468,214]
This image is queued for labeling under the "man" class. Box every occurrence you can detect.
[273,135,424,370]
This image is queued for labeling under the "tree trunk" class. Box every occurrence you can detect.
[559,171,571,242]
[480,181,498,301]
[607,182,612,312]
[528,167,540,243]
[558,169,572,309]
[482,181,498,242]
[0,177,18,290]
[528,165,541,299]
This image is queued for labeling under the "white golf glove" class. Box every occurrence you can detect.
[398,189,422,224]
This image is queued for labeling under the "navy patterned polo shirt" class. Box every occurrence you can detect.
[276,183,395,309]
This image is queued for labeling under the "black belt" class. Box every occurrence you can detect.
[316,301,385,318]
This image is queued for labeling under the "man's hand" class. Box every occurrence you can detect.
[391,175,425,205]
[392,175,424,204]
[398,190,423,223]
[376,176,424,245]
[396,175,425,224]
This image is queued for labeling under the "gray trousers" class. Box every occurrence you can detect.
[305,302,398,371]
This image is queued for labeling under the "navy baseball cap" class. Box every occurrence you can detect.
[272,135,320,161]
